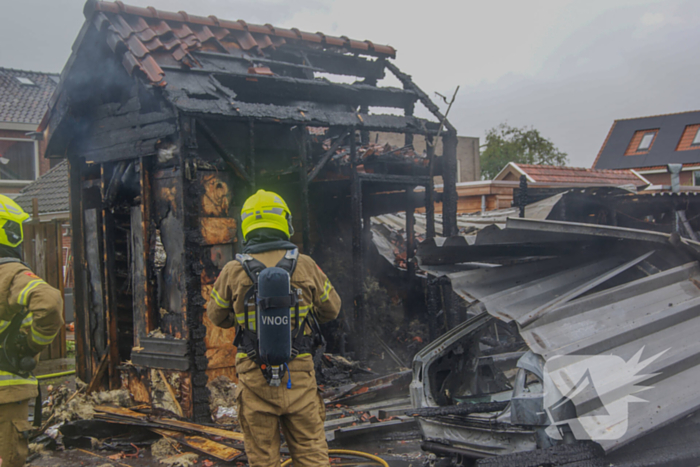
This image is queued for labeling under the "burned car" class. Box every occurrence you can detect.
[409,217,700,466]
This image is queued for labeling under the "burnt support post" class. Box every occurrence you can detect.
[359,106,370,145]
[299,126,311,253]
[69,158,91,383]
[404,107,414,147]
[519,175,528,218]
[248,119,256,191]
[425,135,436,239]
[425,276,441,342]
[442,132,459,237]
[406,186,416,281]
[350,128,367,361]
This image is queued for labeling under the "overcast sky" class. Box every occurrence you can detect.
[1,0,698,167]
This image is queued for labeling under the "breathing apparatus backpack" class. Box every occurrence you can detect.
[232,249,324,387]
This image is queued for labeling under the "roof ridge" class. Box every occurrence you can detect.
[87,0,396,59]
[519,164,636,172]
[613,109,700,122]
[0,67,60,76]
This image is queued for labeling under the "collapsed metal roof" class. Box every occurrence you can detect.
[415,217,700,452]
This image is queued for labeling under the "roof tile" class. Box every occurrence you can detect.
[516,164,647,186]
[15,160,69,215]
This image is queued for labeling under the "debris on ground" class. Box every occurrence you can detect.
[28,442,51,457]
[151,438,180,459]
[42,383,135,424]
[150,369,184,417]
[159,452,199,467]
[207,376,238,425]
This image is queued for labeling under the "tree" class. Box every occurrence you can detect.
[480,123,569,180]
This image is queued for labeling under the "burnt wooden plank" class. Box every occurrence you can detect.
[214,72,415,108]
[81,121,177,154]
[81,137,163,164]
[139,157,156,335]
[269,49,385,80]
[69,159,92,382]
[54,220,67,359]
[92,96,141,120]
[45,222,65,359]
[131,205,147,346]
[89,109,176,136]
[84,208,107,371]
[102,202,120,389]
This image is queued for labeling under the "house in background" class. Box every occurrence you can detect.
[427,162,649,214]
[0,68,58,195]
[593,110,700,186]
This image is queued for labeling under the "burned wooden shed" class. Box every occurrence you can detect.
[40,0,457,422]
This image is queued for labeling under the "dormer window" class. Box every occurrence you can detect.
[638,132,656,151]
[693,128,700,146]
[625,129,659,156]
[675,124,700,151]
[15,77,35,86]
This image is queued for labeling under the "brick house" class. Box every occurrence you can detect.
[593,110,700,186]
[0,68,59,196]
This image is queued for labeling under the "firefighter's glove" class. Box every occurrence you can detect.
[6,333,37,374]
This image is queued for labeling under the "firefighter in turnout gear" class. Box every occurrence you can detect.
[0,195,63,467]
[207,190,341,467]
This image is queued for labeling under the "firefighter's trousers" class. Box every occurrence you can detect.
[236,357,328,467]
[0,399,31,467]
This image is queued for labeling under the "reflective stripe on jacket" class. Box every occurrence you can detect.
[0,262,63,403]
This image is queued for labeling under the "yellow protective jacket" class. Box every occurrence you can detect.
[206,249,341,371]
[0,261,63,404]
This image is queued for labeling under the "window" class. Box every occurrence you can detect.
[15,77,35,86]
[0,139,37,181]
[693,128,700,146]
[638,132,656,151]
[694,171,700,187]
[625,129,659,156]
[675,124,700,151]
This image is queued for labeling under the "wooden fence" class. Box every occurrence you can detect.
[22,217,67,360]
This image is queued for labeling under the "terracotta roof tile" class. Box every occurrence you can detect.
[517,164,648,186]
[0,68,58,125]
[85,0,397,85]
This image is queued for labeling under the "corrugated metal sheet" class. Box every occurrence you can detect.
[416,219,700,452]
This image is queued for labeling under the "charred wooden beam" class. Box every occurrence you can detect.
[425,135,436,239]
[69,159,91,382]
[442,133,459,237]
[385,62,455,134]
[269,49,386,80]
[213,73,416,109]
[299,126,311,253]
[350,129,366,361]
[179,100,437,134]
[248,119,256,190]
[307,130,349,183]
[357,173,430,185]
[197,119,253,184]
[406,187,416,283]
